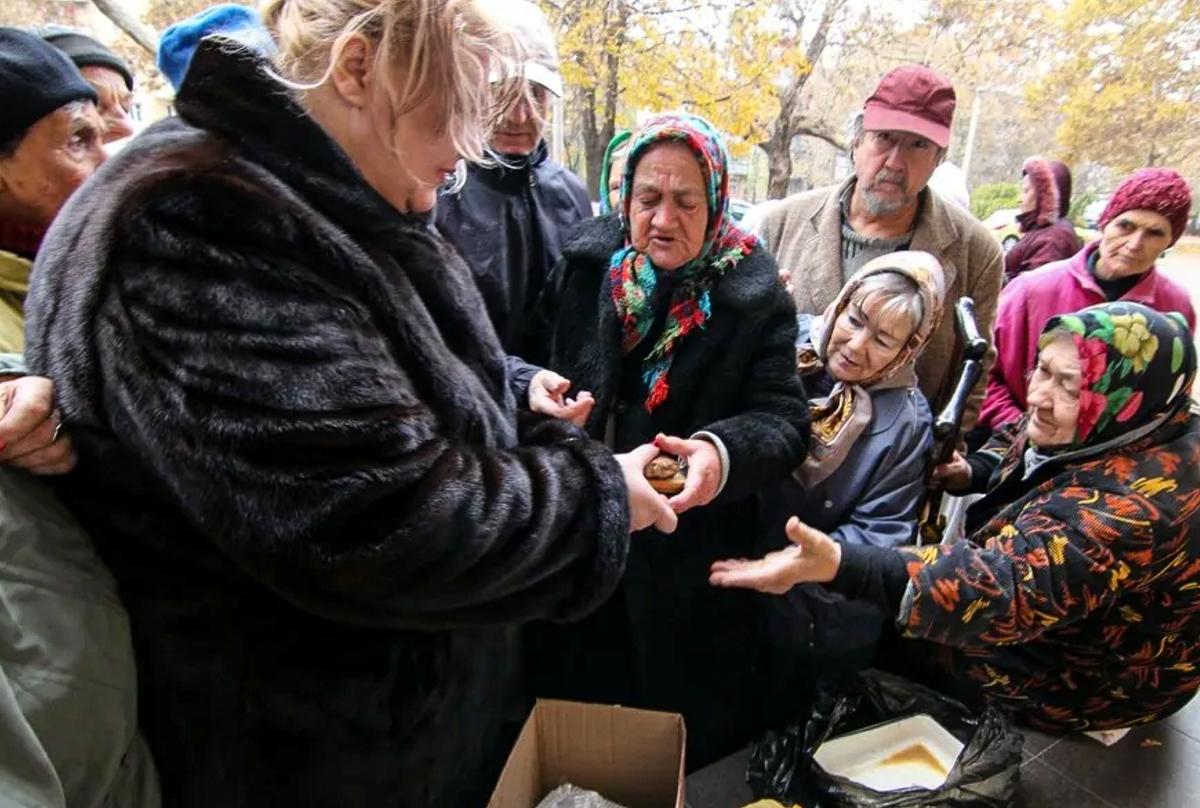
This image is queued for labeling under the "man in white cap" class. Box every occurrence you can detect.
[436,0,590,374]
[755,65,1003,428]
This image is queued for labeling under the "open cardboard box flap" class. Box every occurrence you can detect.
[488,700,686,808]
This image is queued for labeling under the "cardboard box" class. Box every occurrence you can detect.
[488,700,686,808]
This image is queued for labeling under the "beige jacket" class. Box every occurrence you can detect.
[0,249,30,354]
[757,177,1004,430]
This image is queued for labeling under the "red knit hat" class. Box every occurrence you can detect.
[1099,168,1193,247]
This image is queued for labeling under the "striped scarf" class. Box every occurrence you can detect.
[609,113,758,412]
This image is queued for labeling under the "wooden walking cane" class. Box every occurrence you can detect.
[917,297,989,546]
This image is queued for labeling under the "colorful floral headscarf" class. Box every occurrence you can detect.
[609,113,758,411]
[1038,302,1196,449]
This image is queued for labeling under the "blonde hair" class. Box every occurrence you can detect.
[259,0,525,164]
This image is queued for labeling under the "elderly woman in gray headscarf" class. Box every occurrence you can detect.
[754,251,944,718]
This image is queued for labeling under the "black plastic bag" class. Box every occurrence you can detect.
[748,669,1024,807]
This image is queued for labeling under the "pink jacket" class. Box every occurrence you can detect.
[980,241,1196,429]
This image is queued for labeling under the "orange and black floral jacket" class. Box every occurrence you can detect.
[894,410,1200,731]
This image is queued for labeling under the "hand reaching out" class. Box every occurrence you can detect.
[528,369,595,428]
[709,517,842,594]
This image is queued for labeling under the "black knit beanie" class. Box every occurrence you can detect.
[41,27,134,90]
[0,27,98,147]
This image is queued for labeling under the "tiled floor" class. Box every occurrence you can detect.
[686,695,1200,808]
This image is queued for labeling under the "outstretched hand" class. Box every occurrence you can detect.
[528,369,595,428]
[709,517,842,594]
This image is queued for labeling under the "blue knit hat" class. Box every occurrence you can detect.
[156,4,271,91]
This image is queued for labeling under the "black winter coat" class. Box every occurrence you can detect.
[524,216,810,770]
[436,142,592,364]
[25,43,630,808]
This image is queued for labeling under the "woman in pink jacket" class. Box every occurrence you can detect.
[981,168,1194,430]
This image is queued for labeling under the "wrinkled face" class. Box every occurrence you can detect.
[628,142,709,271]
[606,148,628,213]
[826,291,916,384]
[0,101,106,227]
[853,129,941,216]
[491,81,551,157]
[1096,209,1173,280]
[81,65,135,144]
[1026,337,1082,447]
[1020,174,1036,214]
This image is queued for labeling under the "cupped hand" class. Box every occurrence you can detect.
[528,369,595,428]
[0,376,76,475]
[931,450,972,493]
[615,443,678,534]
[709,517,841,594]
[652,433,722,514]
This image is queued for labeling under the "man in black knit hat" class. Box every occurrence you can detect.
[40,26,136,144]
[0,27,106,353]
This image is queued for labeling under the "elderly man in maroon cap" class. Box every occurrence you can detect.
[755,65,1003,429]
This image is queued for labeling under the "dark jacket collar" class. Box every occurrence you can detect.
[175,39,429,242]
[472,140,550,189]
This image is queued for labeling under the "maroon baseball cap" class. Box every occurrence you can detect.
[863,64,957,149]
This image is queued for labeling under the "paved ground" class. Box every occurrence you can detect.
[686,698,1200,808]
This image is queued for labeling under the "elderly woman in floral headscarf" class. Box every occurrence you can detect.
[754,252,944,720]
[715,302,1200,732]
[523,112,809,769]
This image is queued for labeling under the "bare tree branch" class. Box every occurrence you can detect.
[91,0,159,54]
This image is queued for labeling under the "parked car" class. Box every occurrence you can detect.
[728,198,753,222]
[982,208,1021,252]
[1082,196,1111,230]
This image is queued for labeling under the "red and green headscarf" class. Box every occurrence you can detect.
[608,113,758,412]
[1039,302,1196,449]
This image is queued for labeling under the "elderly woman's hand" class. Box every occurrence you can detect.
[932,450,972,493]
[528,369,595,428]
[616,444,678,534]
[709,518,842,594]
[0,376,77,475]
[653,433,722,514]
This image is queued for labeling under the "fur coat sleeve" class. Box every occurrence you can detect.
[31,161,630,632]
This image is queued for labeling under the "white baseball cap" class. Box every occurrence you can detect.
[486,0,563,97]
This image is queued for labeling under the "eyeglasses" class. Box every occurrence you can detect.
[862,130,938,157]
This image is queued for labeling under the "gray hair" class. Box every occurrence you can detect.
[850,270,925,334]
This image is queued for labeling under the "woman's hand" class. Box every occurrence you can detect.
[652,433,722,514]
[528,369,595,428]
[0,376,76,475]
[709,517,842,594]
[931,451,972,493]
[615,444,678,534]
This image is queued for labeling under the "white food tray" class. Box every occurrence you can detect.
[813,713,964,792]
